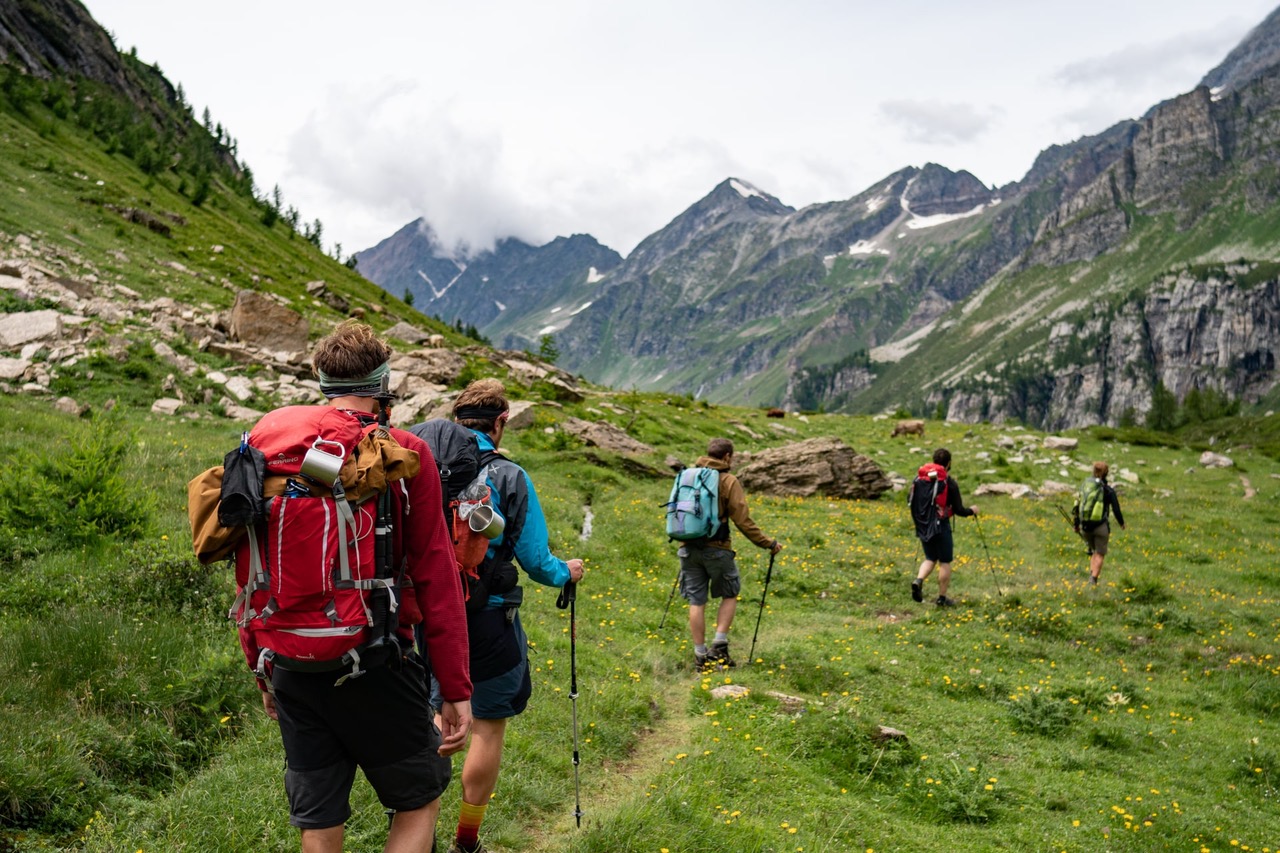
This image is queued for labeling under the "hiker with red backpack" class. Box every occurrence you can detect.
[432,378,584,853]
[909,447,977,607]
[200,321,473,853]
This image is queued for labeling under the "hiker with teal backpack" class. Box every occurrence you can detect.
[909,447,977,607]
[1073,461,1126,586]
[667,437,782,669]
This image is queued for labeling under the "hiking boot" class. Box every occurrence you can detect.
[935,595,955,607]
[911,578,923,603]
[710,640,736,668]
[694,650,711,669]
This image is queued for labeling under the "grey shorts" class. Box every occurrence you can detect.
[678,544,740,606]
[1083,521,1110,556]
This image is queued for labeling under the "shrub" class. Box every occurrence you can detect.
[0,414,154,550]
[1007,690,1074,736]
[906,758,1008,824]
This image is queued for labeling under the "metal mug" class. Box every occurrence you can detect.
[299,438,346,484]
[467,503,506,539]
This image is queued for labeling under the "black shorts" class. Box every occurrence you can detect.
[921,523,954,564]
[270,652,450,829]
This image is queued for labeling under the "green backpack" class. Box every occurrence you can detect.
[1078,478,1105,524]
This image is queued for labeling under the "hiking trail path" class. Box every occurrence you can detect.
[520,676,696,852]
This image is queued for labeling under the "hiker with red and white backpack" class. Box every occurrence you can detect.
[432,378,584,853]
[193,321,473,853]
[908,447,977,607]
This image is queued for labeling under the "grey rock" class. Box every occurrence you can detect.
[0,357,30,380]
[505,400,538,430]
[737,436,892,500]
[1199,451,1234,468]
[385,321,430,344]
[973,482,1035,499]
[561,417,653,455]
[0,309,61,347]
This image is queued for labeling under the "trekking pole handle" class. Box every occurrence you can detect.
[557,580,576,609]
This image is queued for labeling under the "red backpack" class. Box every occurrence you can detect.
[226,406,414,683]
[909,462,951,541]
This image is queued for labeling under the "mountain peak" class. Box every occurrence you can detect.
[710,177,793,215]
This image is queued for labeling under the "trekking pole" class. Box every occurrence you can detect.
[972,515,1002,597]
[748,550,777,662]
[658,566,680,629]
[556,580,583,828]
[368,374,397,650]
[1055,504,1090,547]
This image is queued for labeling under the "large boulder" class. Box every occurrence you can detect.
[0,309,62,348]
[973,482,1036,499]
[736,436,892,500]
[390,348,467,385]
[229,290,309,354]
[1043,436,1079,450]
[561,417,653,455]
[384,320,430,344]
[1199,451,1234,469]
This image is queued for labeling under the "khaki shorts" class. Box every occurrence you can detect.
[678,543,740,605]
[1083,521,1110,556]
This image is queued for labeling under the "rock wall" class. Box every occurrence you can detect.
[945,271,1280,428]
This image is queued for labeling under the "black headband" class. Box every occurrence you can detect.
[456,405,507,421]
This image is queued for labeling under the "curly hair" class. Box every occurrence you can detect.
[310,319,393,380]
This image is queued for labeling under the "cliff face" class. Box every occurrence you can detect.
[943,270,1280,429]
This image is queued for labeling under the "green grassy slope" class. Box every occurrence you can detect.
[3,388,1279,852]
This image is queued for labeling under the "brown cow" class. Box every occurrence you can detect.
[890,419,925,438]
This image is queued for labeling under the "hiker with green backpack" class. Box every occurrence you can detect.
[667,437,783,670]
[1073,461,1126,586]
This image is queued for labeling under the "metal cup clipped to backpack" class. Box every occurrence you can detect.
[299,438,346,486]
[466,502,505,539]
[457,467,504,540]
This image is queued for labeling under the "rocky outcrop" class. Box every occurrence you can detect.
[229,290,309,356]
[736,436,891,500]
[945,267,1280,428]
[560,418,653,455]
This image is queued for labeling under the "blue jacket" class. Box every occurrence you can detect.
[473,430,572,606]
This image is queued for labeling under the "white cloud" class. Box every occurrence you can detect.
[879,99,1001,145]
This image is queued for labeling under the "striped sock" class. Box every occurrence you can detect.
[455,799,488,851]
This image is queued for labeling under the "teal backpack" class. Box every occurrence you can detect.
[664,467,721,541]
[1078,478,1105,524]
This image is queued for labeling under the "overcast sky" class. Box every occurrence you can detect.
[83,1,1278,259]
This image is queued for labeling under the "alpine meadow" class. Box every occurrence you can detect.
[2,3,1280,853]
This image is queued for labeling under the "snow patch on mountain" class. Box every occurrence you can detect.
[849,240,890,256]
[730,178,764,199]
[586,266,604,284]
[905,204,986,230]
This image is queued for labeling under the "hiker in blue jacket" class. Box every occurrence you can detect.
[437,378,584,853]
